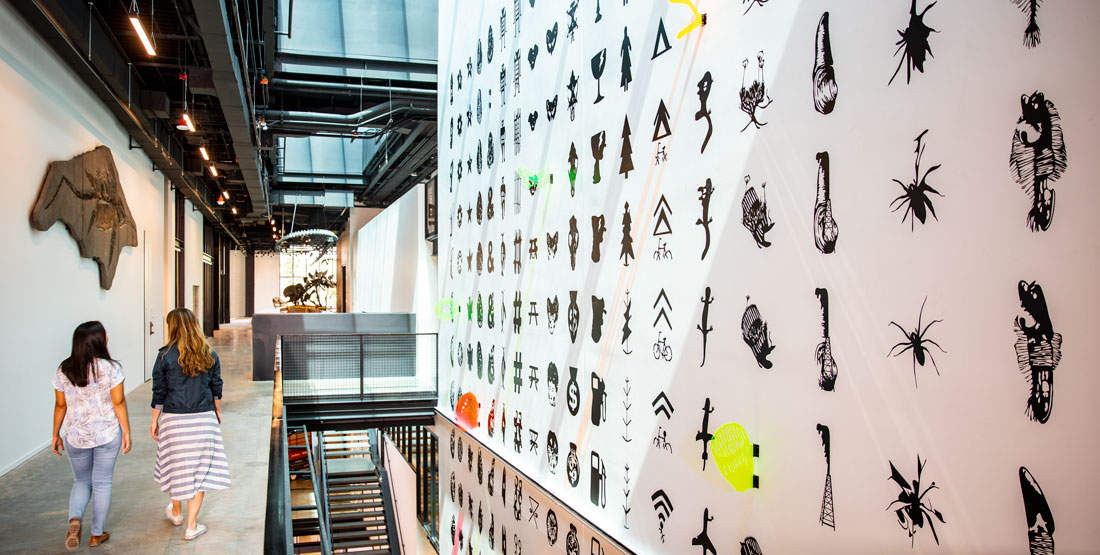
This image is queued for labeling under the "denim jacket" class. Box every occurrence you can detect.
[150,344,223,413]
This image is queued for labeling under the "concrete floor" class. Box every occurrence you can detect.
[0,319,272,554]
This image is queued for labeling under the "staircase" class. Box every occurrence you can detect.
[323,431,394,553]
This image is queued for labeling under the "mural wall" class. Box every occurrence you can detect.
[438,1,1100,553]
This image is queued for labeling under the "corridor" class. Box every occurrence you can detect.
[0,320,271,554]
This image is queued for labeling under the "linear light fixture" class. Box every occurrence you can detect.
[231,207,238,215]
[129,15,156,56]
[222,189,230,200]
[199,146,209,160]
[181,113,196,132]
[208,165,218,177]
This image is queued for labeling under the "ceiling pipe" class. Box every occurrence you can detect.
[268,78,437,97]
[264,100,435,128]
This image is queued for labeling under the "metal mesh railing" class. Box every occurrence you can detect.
[279,333,438,403]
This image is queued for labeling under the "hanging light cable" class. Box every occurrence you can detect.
[128,0,156,57]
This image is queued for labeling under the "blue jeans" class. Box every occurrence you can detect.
[65,432,121,535]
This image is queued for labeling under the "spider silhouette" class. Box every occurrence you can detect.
[739,52,772,132]
[891,129,943,231]
[888,296,945,387]
[887,455,946,546]
[890,0,937,85]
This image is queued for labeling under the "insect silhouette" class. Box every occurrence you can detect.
[890,0,938,86]
[1011,0,1043,49]
[887,456,946,546]
[739,52,772,132]
[742,175,774,248]
[888,296,945,388]
[1010,91,1067,232]
[891,129,943,231]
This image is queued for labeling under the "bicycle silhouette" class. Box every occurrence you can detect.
[652,331,673,361]
[652,427,673,453]
[653,239,673,261]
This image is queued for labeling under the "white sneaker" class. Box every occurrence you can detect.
[184,524,207,540]
[165,503,182,526]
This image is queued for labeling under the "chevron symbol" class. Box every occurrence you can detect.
[653,289,673,330]
[651,392,675,419]
[653,195,673,236]
[651,489,674,521]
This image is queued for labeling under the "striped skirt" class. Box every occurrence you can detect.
[154,411,231,500]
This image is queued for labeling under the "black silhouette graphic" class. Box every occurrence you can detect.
[529,301,540,325]
[513,412,523,453]
[592,49,608,104]
[488,25,495,63]
[547,508,558,545]
[514,109,522,155]
[500,118,507,161]
[654,195,673,236]
[478,90,484,124]
[529,428,539,452]
[653,289,673,331]
[652,392,674,420]
[565,365,582,417]
[623,463,632,528]
[547,22,559,54]
[568,290,580,344]
[488,133,495,168]
[513,291,523,333]
[616,28,633,94]
[653,331,673,362]
[528,44,539,70]
[696,72,714,152]
[547,95,558,121]
[1014,280,1062,423]
[742,0,769,14]
[529,237,538,260]
[742,297,776,369]
[888,456,945,546]
[566,524,579,555]
[814,152,839,254]
[653,426,673,453]
[622,377,633,442]
[1010,91,1067,231]
[619,117,634,179]
[568,71,580,121]
[817,424,835,530]
[696,398,715,471]
[892,130,943,230]
[566,0,579,42]
[813,12,838,115]
[477,342,484,378]
[888,296,945,388]
[592,130,607,184]
[513,50,521,95]
[592,296,607,343]
[653,99,672,141]
[528,111,539,132]
[567,442,580,487]
[591,214,607,263]
[691,508,716,555]
[741,537,763,555]
[513,477,523,521]
[742,175,774,248]
[590,450,607,508]
[568,143,579,196]
[697,179,714,260]
[890,0,938,86]
[698,287,714,367]
[739,52,772,131]
[547,431,559,472]
[1012,0,1044,48]
[489,345,496,383]
[652,490,674,543]
[620,203,635,266]
[815,288,839,391]
[653,238,673,261]
[1020,466,1055,555]
[653,18,672,59]
[548,295,560,335]
[547,363,559,406]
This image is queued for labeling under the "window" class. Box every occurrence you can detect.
[279,248,337,309]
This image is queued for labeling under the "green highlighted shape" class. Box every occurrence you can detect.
[435,298,457,321]
[710,422,761,492]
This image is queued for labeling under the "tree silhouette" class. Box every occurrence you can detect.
[619,116,634,178]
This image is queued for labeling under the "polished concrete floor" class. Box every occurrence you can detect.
[0,319,272,554]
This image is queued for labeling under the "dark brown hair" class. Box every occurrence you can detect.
[60,321,114,387]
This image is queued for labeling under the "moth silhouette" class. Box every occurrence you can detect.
[1010,91,1067,231]
[620,202,634,266]
[591,296,607,343]
[568,291,580,344]
[619,117,634,179]
[742,175,774,248]
[592,49,607,104]
[691,507,716,555]
[887,456,945,546]
[528,111,539,131]
[546,96,558,121]
[696,71,713,152]
[547,22,559,54]
[812,12,838,114]
[742,297,775,369]
[528,44,539,70]
[568,215,579,270]
[546,232,559,258]
[817,424,835,530]
[815,288,838,391]
[1012,0,1043,48]
[652,18,671,59]
[591,214,607,263]
[890,0,938,85]
[621,27,633,91]
[739,52,772,132]
[814,152,839,254]
[697,178,714,260]
[1014,280,1061,423]
[653,99,672,141]
[888,296,945,388]
[698,287,714,367]
[591,130,607,184]
[567,71,579,121]
[1020,466,1055,555]
[891,130,943,231]
[740,537,763,555]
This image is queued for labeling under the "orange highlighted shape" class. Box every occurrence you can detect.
[455,392,480,430]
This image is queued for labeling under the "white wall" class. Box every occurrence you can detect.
[345,205,383,312]
[253,253,282,314]
[0,0,183,475]
[382,436,421,553]
[229,250,246,319]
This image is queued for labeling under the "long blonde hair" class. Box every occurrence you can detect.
[166,308,214,377]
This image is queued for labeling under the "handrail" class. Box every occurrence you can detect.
[370,430,404,555]
[379,426,439,550]
[317,430,331,543]
[264,413,293,554]
[301,426,333,554]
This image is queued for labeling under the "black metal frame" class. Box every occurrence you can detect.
[380,425,439,550]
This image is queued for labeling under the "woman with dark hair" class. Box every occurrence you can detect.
[51,321,132,550]
[151,307,230,540]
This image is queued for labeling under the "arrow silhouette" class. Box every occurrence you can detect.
[653,194,673,235]
[651,392,675,419]
[651,489,674,520]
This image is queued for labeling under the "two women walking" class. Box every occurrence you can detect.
[51,308,230,549]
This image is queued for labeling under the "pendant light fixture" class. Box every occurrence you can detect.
[128,1,156,57]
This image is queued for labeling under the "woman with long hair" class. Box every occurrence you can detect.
[52,321,132,550]
[150,308,230,540]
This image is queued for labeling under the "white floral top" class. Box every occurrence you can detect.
[52,360,125,448]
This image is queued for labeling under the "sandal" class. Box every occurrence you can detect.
[184,524,207,540]
[165,503,182,526]
[65,518,81,551]
[89,531,110,547]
